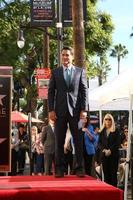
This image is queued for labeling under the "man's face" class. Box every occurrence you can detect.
[19,127,25,134]
[81,112,87,123]
[81,112,87,119]
[61,49,73,67]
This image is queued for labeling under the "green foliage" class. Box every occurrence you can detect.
[110,44,128,59]
[86,54,111,85]
[85,0,114,56]
[84,0,114,82]
[0,0,31,66]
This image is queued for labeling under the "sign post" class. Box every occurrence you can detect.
[0,66,12,172]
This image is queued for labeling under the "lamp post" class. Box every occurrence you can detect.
[17,31,37,175]
[17,30,25,49]
[17,26,54,175]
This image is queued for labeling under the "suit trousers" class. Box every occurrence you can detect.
[44,153,55,175]
[55,112,84,173]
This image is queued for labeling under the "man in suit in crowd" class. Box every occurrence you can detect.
[48,46,88,177]
[41,119,55,175]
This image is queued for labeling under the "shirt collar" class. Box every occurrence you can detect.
[49,123,54,128]
[63,64,74,71]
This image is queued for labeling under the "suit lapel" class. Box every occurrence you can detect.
[70,65,76,85]
[48,124,54,134]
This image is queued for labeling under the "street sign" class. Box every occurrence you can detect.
[38,82,49,99]
[34,68,51,99]
[34,68,51,79]
[30,0,55,27]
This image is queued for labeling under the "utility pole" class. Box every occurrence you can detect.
[72,0,85,68]
[43,27,49,119]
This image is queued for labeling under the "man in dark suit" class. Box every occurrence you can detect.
[41,119,55,175]
[48,46,88,177]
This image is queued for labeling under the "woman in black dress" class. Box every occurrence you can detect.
[95,113,121,187]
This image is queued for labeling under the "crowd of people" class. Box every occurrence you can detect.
[9,112,128,188]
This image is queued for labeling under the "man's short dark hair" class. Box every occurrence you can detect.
[18,123,25,128]
[61,46,73,55]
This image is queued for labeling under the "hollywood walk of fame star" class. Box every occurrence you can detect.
[0,138,7,144]
[0,95,6,106]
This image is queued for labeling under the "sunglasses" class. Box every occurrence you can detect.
[105,118,111,121]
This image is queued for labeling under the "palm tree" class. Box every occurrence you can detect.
[97,55,111,85]
[110,44,128,75]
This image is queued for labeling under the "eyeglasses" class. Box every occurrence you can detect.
[105,118,111,121]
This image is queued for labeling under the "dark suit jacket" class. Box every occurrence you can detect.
[41,125,55,154]
[48,66,88,117]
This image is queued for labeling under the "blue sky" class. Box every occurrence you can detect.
[97,0,133,80]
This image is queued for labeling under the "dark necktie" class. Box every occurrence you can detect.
[65,68,71,87]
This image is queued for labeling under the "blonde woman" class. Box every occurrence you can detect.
[31,126,44,175]
[95,113,121,187]
[31,126,38,175]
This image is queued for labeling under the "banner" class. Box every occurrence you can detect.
[0,67,12,172]
[62,0,86,26]
[30,0,55,27]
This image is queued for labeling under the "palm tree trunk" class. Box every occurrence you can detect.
[118,56,120,74]
[72,0,85,68]
[98,76,102,86]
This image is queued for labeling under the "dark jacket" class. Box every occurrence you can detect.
[96,128,121,164]
[41,125,55,154]
[48,66,88,117]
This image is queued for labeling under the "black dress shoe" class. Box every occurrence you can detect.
[76,171,85,177]
[70,170,76,175]
[55,171,64,178]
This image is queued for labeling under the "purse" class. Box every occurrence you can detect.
[19,141,29,150]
